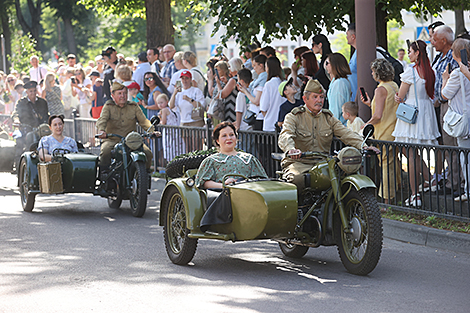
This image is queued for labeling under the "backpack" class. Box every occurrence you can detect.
[376,48,404,87]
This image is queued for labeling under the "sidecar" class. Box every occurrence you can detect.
[18,150,99,212]
[159,169,298,265]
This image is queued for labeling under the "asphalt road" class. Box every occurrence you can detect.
[0,172,468,313]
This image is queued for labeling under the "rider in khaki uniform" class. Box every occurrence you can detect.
[279,79,365,177]
[96,82,155,170]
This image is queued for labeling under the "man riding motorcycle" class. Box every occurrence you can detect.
[13,80,49,171]
[96,81,158,175]
[278,79,379,179]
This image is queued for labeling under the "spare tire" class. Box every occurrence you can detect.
[166,153,213,178]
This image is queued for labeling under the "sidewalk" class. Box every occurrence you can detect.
[383,218,470,254]
[153,178,470,255]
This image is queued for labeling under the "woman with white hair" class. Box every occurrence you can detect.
[214,57,243,122]
[183,51,205,93]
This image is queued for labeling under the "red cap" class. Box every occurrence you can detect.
[180,70,192,79]
[127,82,140,90]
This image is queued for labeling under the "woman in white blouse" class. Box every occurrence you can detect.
[441,39,470,201]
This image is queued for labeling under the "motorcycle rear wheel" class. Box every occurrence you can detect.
[19,158,35,212]
[163,187,198,265]
[279,242,309,258]
[335,188,383,275]
[129,161,148,217]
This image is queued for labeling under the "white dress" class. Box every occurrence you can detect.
[163,107,184,162]
[392,66,440,144]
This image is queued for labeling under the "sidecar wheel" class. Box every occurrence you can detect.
[19,158,36,212]
[279,242,309,258]
[129,161,148,217]
[335,188,383,275]
[163,187,198,265]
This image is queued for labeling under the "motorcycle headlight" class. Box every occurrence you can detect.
[125,131,143,150]
[337,147,362,174]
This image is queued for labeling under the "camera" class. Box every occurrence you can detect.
[71,77,76,84]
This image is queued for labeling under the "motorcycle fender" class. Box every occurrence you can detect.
[19,151,40,193]
[159,179,204,231]
[130,151,147,163]
[341,174,376,192]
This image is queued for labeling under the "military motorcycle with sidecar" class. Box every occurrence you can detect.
[18,117,160,217]
[160,125,383,275]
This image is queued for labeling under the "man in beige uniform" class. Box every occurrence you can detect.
[96,82,155,170]
[279,79,368,177]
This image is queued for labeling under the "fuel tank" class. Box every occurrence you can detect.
[307,160,331,191]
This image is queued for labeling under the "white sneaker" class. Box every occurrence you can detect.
[454,194,468,202]
[405,194,422,207]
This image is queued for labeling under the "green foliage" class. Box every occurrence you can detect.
[8,33,41,73]
[387,20,405,60]
[331,33,351,62]
[205,0,470,47]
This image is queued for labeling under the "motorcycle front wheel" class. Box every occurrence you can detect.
[335,188,383,275]
[163,187,198,265]
[129,161,148,217]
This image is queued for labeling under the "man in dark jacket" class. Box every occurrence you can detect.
[13,80,49,171]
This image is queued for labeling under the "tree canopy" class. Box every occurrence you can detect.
[206,0,470,47]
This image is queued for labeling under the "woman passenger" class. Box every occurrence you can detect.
[195,122,267,189]
[38,115,78,162]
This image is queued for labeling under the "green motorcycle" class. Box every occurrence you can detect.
[18,117,160,217]
[160,125,382,275]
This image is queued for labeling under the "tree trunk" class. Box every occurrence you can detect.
[14,0,42,49]
[62,17,77,56]
[145,0,174,48]
[0,2,12,73]
[375,3,388,50]
[454,8,467,37]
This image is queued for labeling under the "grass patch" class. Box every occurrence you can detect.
[381,208,470,234]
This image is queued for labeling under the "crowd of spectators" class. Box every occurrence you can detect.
[2,22,470,205]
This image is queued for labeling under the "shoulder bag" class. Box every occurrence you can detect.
[443,71,469,138]
[396,68,419,124]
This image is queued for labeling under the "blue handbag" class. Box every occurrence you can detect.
[396,67,419,124]
[396,102,418,124]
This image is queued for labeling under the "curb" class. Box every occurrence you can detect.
[382,218,470,254]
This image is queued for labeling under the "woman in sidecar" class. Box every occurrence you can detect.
[161,122,299,265]
[37,115,78,161]
[194,122,267,189]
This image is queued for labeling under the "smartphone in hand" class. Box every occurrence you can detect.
[461,49,468,66]
[406,39,411,50]
[360,87,368,101]
[215,68,220,80]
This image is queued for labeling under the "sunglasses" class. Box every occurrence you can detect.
[7,79,14,82]
[325,61,330,66]
[145,77,154,81]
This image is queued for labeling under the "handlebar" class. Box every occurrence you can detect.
[95,133,124,139]
[288,151,330,159]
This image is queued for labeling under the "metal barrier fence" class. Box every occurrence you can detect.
[2,113,469,221]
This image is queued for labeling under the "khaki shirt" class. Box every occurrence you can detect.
[278,106,363,168]
[96,100,154,141]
